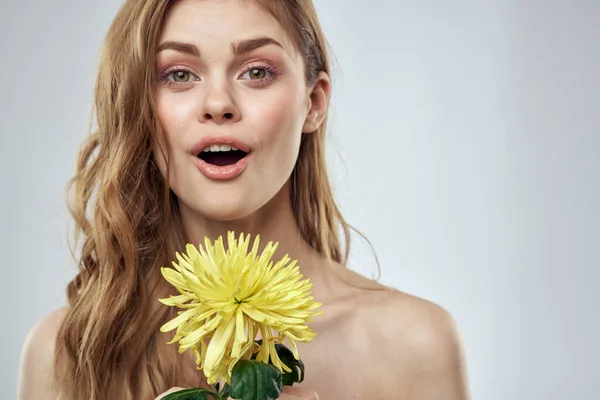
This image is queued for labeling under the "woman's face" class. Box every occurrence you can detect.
[153,0,326,222]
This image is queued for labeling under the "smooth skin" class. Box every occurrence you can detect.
[18,1,470,399]
[19,280,469,399]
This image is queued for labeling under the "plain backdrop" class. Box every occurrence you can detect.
[1,0,598,399]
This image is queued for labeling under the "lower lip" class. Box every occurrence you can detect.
[194,154,250,180]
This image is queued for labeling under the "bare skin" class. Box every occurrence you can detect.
[18,284,469,399]
[18,257,469,399]
[296,267,470,399]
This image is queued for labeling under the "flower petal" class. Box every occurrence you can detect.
[203,315,236,377]
[160,306,202,333]
[158,233,322,386]
[231,308,247,359]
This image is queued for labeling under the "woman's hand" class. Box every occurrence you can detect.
[154,386,319,400]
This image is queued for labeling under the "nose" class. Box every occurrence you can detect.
[198,83,241,124]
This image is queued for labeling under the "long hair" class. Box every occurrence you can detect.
[56,0,377,398]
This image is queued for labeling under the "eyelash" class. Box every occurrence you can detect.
[158,63,280,88]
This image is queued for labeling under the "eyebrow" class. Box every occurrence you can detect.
[156,37,283,57]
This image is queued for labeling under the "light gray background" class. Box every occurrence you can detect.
[1,1,598,399]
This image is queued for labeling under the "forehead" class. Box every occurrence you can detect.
[160,0,297,57]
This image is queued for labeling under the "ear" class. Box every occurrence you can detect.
[302,71,331,134]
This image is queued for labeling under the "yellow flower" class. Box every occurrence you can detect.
[159,231,322,385]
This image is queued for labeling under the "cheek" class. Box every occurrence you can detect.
[246,88,306,146]
[155,93,198,143]
[152,94,194,175]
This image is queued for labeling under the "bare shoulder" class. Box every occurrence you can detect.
[362,289,470,399]
[17,307,68,399]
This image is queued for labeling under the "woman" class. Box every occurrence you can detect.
[18,0,469,399]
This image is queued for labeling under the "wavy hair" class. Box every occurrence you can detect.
[56,0,377,398]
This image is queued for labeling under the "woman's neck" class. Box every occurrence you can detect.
[177,180,325,280]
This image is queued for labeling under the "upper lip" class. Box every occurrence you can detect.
[191,135,252,155]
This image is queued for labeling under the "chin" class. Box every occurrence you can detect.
[188,197,259,223]
[204,209,252,223]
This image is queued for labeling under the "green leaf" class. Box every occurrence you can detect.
[252,340,305,386]
[229,360,283,400]
[160,388,221,400]
[220,383,231,399]
[274,344,305,386]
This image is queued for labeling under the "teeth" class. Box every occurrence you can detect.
[202,144,238,152]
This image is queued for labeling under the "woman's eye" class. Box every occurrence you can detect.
[159,69,199,86]
[242,68,269,80]
[171,70,194,83]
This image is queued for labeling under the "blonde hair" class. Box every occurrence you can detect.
[56,0,377,398]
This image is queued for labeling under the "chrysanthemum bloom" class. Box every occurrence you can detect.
[159,231,322,385]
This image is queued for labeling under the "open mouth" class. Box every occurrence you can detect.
[197,148,248,166]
